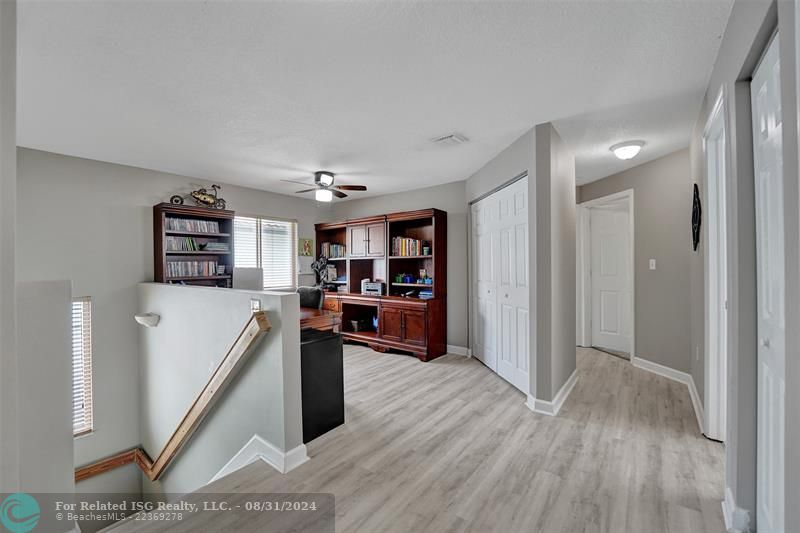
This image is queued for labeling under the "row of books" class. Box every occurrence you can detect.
[321,242,346,259]
[204,242,230,252]
[165,236,229,252]
[166,217,221,234]
[391,237,427,257]
[166,260,221,278]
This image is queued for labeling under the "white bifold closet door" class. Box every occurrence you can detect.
[752,32,785,533]
[471,177,530,394]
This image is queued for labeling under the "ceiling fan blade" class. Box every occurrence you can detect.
[295,188,317,194]
[281,178,314,186]
[334,185,367,191]
[331,189,348,199]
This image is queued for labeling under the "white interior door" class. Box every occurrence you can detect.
[752,32,785,533]
[590,206,632,354]
[472,199,497,372]
[495,178,530,394]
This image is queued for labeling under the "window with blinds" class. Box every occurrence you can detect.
[72,297,93,437]
[234,216,297,289]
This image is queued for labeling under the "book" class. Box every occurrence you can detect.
[391,237,426,256]
[166,217,221,234]
[321,242,346,258]
[166,260,219,278]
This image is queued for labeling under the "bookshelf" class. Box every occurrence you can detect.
[386,210,445,300]
[153,203,235,288]
[314,209,446,361]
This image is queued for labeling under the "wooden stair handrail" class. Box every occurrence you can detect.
[75,311,271,482]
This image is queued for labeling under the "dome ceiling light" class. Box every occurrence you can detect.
[610,141,645,160]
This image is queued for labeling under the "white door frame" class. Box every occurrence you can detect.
[576,189,635,359]
[702,87,729,442]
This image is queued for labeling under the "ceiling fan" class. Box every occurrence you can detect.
[282,171,367,202]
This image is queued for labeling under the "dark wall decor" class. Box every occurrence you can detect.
[692,183,702,251]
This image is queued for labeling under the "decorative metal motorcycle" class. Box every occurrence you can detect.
[170,184,227,209]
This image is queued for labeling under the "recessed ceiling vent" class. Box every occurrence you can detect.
[431,132,469,146]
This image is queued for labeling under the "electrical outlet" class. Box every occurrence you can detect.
[250,299,262,313]
[649,259,657,270]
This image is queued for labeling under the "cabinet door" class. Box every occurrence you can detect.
[380,307,403,341]
[402,309,427,346]
[366,222,385,257]
[322,296,340,312]
[348,225,366,257]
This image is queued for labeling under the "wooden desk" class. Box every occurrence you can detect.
[300,307,342,332]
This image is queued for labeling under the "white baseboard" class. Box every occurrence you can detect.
[687,374,705,435]
[283,443,310,472]
[447,345,471,357]
[525,370,578,416]
[208,434,309,484]
[722,486,751,533]
[631,356,705,434]
[631,355,690,383]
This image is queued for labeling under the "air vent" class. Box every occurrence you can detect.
[431,132,469,146]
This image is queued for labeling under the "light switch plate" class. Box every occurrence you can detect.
[250,298,262,313]
[649,259,657,270]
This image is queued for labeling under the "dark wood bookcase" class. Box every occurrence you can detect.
[153,203,235,288]
[315,209,446,361]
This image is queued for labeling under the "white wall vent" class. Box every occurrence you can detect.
[431,132,469,146]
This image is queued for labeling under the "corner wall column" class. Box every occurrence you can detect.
[0,0,18,492]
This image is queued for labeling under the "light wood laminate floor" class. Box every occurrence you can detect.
[113,346,725,533]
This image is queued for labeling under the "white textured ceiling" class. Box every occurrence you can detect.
[18,0,732,198]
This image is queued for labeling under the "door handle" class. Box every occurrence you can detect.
[504,293,509,298]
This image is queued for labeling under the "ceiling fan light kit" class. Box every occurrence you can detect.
[316,171,335,187]
[288,170,368,201]
[316,189,333,202]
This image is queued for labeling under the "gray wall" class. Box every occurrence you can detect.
[578,149,693,375]
[465,124,576,402]
[465,129,535,203]
[535,123,576,400]
[330,181,469,348]
[17,282,74,494]
[16,148,319,493]
[138,283,303,497]
[466,128,538,397]
[17,281,75,532]
[688,0,775,524]
[0,0,18,492]
[783,1,800,527]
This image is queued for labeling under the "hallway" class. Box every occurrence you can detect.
[111,346,725,533]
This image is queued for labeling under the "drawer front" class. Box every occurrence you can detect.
[322,297,340,312]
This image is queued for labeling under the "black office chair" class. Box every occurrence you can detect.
[297,286,324,309]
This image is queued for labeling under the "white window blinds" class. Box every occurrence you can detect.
[72,297,93,436]
[234,216,297,289]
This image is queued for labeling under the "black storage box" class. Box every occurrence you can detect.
[300,329,345,443]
